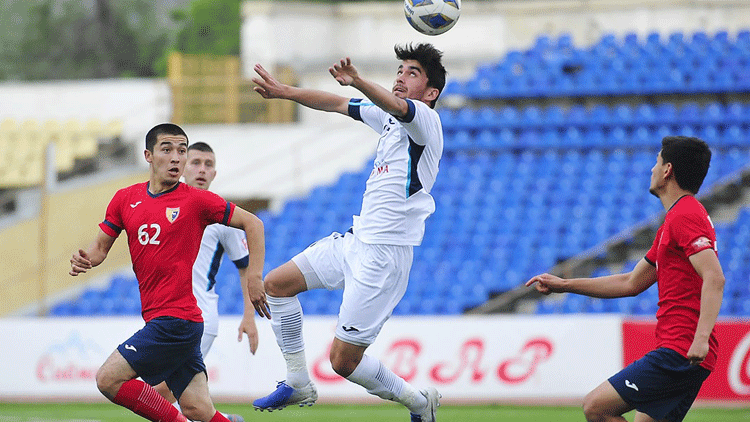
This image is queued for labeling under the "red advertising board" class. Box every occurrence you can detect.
[623,319,750,401]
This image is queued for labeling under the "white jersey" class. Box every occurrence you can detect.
[192,223,249,336]
[348,98,443,246]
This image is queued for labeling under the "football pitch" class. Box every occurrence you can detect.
[0,403,747,422]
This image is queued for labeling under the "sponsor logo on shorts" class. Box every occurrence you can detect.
[625,380,639,391]
[124,344,137,352]
[342,326,360,332]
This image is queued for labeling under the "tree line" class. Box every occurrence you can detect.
[0,0,241,80]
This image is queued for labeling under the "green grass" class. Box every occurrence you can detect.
[0,403,748,422]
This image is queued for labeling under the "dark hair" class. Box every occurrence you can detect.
[660,136,711,194]
[145,123,188,152]
[394,43,446,108]
[188,142,214,153]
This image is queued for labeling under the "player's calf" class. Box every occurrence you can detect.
[112,379,187,422]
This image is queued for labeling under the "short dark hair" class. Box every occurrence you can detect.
[660,136,711,194]
[145,123,188,152]
[188,142,213,153]
[394,43,446,108]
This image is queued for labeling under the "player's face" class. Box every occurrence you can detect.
[145,134,188,189]
[184,150,217,190]
[393,60,438,105]
[649,150,669,197]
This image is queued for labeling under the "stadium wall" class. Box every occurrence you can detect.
[0,171,147,316]
[0,79,170,148]
[3,316,749,404]
[181,122,377,210]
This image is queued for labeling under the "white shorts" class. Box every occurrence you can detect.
[200,331,217,358]
[292,231,413,346]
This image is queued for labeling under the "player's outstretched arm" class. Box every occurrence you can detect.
[687,248,725,365]
[69,231,116,276]
[330,57,410,118]
[237,266,259,354]
[228,207,270,319]
[525,259,657,299]
[252,63,349,115]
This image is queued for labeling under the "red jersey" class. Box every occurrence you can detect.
[99,182,235,322]
[645,195,718,370]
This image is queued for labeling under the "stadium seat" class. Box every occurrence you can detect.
[49,30,750,317]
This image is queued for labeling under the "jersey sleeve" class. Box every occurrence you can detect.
[671,212,716,257]
[644,227,660,266]
[395,99,441,147]
[348,98,387,133]
[98,189,125,238]
[220,226,249,269]
[198,189,235,226]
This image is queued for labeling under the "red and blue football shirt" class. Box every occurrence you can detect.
[99,181,235,322]
[645,195,718,370]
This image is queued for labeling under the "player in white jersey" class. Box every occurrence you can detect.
[250,43,445,422]
[153,142,258,422]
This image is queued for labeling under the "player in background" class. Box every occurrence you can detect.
[70,124,269,422]
[526,136,725,422]
[249,43,445,422]
[151,141,259,422]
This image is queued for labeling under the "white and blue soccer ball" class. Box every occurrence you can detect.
[404,0,461,36]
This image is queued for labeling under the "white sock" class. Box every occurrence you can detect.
[346,354,427,413]
[267,295,310,388]
[284,350,310,388]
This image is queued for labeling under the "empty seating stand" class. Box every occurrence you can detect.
[50,29,750,317]
[0,118,123,188]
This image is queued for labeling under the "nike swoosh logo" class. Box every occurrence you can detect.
[130,201,142,208]
[625,380,639,391]
[124,344,137,352]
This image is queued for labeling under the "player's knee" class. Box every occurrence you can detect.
[179,400,211,422]
[264,261,307,297]
[263,274,284,297]
[330,358,357,378]
[94,368,118,400]
[329,350,358,378]
[179,403,200,421]
[153,382,173,402]
[581,394,605,422]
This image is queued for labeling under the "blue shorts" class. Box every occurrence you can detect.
[117,317,205,400]
[608,347,710,422]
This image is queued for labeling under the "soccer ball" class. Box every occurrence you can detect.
[404,0,461,36]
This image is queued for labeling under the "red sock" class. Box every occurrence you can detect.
[113,379,186,422]
[209,411,230,422]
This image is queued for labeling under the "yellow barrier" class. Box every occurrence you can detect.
[0,171,148,316]
[168,52,296,124]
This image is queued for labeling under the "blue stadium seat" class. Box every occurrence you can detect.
[679,102,702,125]
[49,56,750,319]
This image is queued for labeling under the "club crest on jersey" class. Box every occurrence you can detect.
[166,207,180,223]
